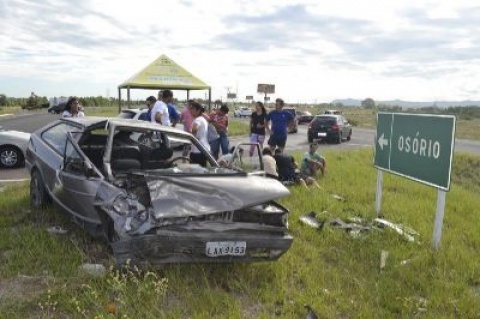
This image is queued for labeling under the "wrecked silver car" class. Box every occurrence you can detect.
[26,117,292,263]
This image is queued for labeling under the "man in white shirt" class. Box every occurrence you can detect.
[150,90,172,126]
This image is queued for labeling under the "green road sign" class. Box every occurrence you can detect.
[374,112,456,191]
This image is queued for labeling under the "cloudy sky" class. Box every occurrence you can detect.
[1,0,479,103]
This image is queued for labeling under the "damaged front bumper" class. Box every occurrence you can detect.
[110,225,293,264]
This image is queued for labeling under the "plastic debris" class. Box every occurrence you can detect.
[374,218,417,242]
[380,250,389,270]
[299,212,325,229]
[47,226,68,235]
[79,263,106,277]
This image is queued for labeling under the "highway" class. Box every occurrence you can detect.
[1,111,479,182]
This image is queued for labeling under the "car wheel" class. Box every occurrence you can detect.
[30,169,50,210]
[347,131,352,141]
[0,146,24,168]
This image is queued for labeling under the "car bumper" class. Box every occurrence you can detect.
[308,131,340,141]
[111,229,293,264]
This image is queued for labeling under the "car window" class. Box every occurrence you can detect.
[313,117,337,125]
[64,138,85,175]
[41,123,78,154]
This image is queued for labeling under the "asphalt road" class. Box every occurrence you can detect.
[1,112,479,182]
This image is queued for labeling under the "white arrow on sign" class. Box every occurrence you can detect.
[378,133,389,150]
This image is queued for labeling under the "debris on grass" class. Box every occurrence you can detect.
[299,212,325,229]
[46,226,68,235]
[380,250,389,270]
[78,263,106,277]
[304,304,319,319]
[331,193,346,201]
[373,218,417,242]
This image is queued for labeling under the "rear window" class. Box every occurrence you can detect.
[312,116,337,125]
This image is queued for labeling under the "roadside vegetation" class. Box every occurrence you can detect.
[0,149,479,318]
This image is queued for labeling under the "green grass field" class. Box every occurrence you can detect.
[1,149,479,318]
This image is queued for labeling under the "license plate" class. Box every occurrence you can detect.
[318,132,327,137]
[206,241,246,257]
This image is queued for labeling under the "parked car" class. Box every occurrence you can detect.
[26,117,293,264]
[297,111,313,124]
[0,127,30,168]
[324,109,342,115]
[117,108,148,120]
[233,107,252,118]
[282,107,298,133]
[48,102,67,114]
[307,115,352,143]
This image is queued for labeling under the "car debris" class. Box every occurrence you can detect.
[46,226,68,235]
[380,250,389,270]
[299,211,325,229]
[79,263,106,277]
[299,214,419,242]
[304,304,319,319]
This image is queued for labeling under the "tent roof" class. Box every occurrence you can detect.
[118,54,210,90]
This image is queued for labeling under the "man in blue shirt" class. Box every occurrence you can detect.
[266,98,294,151]
[138,96,155,121]
[167,102,180,127]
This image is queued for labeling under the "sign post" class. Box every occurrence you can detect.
[374,112,456,250]
[257,84,275,105]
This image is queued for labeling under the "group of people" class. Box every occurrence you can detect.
[142,90,231,167]
[261,143,326,189]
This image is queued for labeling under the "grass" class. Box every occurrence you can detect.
[0,149,479,318]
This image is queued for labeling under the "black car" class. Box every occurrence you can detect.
[307,115,352,143]
[297,111,313,124]
[47,102,67,114]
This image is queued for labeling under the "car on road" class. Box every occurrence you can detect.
[282,107,298,133]
[0,127,30,168]
[26,117,293,264]
[324,109,342,115]
[117,108,148,120]
[307,114,352,143]
[48,102,67,114]
[297,110,313,124]
[233,107,252,118]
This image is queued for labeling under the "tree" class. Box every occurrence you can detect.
[361,98,375,109]
[0,94,6,106]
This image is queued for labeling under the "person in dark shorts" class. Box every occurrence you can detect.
[266,98,294,152]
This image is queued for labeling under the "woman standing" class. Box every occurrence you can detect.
[62,97,85,117]
[249,101,267,156]
[190,101,210,167]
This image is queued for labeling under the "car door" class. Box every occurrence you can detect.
[56,132,104,224]
[340,115,350,136]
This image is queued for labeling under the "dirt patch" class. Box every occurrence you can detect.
[0,275,52,302]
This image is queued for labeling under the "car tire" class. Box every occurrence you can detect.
[347,131,352,141]
[30,169,50,210]
[0,146,24,168]
[336,133,342,144]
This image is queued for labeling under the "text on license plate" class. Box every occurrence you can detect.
[206,241,246,257]
[318,132,327,137]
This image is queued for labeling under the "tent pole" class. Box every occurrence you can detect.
[187,90,190,100]
[208,88,212,113]
[127,87,131,108]
[118,88,121,113]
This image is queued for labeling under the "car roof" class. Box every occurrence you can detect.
[314,114,342,119]
[60,117,190,136]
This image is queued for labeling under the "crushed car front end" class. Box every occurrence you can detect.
[95,168,293,264]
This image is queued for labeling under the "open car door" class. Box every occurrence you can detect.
[229,143,265,175]
[57,132,105,224]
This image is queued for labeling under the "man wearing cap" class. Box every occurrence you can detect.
[266,98,294,152]
[151,90,172,126]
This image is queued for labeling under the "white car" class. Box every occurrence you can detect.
[0,127,31,168]
[234,107,252,118]
[118,108,148,120]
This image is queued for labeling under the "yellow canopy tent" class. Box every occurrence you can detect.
[117,54,211,112]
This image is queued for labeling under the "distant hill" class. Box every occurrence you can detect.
[331,99,480,108]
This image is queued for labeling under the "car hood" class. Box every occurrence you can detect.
[146,174,290,219]
[0,130,31,141]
